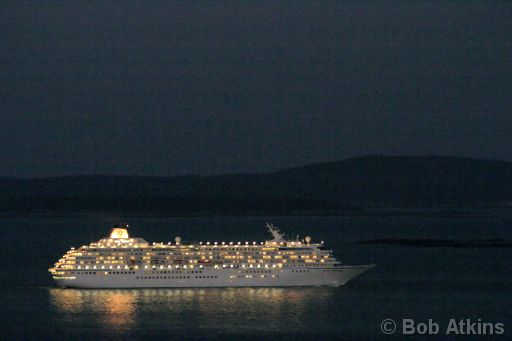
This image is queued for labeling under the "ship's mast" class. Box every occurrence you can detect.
[266,223,285,242]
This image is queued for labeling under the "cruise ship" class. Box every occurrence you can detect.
[49,224,374,288]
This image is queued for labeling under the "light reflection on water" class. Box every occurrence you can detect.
[49,287,335,334]
[50,289,138,330]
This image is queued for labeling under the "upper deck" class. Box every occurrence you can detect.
[50,224,339,274]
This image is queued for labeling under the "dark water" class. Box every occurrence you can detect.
[1,213,511,339]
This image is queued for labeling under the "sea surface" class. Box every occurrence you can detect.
[1,213,511,340]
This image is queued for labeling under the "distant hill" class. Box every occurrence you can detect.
[1,155,511,214]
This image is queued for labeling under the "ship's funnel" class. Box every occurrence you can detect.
[110,227,129,239]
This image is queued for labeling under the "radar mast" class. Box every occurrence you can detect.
[266,223,285,242]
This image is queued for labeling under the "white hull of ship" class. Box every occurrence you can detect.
[54,265,374,289]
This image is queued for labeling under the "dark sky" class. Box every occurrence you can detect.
[2,1,511,177]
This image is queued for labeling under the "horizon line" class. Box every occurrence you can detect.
[1,154,509,181]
